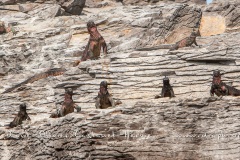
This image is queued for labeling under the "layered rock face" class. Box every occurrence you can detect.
[201,0,240,36]
[0,0,240,159]
[213,0,238,3]
[2,97,240,159]
[56,0,86,15]
[0,0,86,15]
[120,0,206,5]
[86,0,206,7]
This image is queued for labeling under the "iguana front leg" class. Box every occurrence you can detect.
[101,38,108,55]
[95,97,101,109]
[154,95,161,99]
[210,85,215,97]
[74,104,81,112]
[194,39,199,46]
[170,86,175,98]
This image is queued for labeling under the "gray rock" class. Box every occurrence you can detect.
[0,1,240,159]
[57,0,86,15]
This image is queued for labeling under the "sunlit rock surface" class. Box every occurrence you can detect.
[0,0,240,159]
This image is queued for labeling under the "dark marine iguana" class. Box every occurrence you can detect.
[2,68,66,94]
[155,76,175,98]
[210,70,240,97]
[137,31,200,51]
[95,81,122,109]
[9,103,31,128]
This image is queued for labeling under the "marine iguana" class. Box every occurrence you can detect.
[2,68,66,94]
[50,88,81,118]
[155,76,175,98]
[9,103,31,128]
[137,31,199,51]
[210,70,240,97]
[73,21,108,66]
[95,81,121,109]
[210,81,240,97]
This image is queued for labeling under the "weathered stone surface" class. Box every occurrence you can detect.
[85,0,206,8]
[213,0,238,3]
[18,3,38,13]
[57,0,86,15]
[117,0,206,5]
[201,1,240,35]
[0,0,16,5]
[0,0,240,159]
[0,3,203,76]
[0,0,85,16]
[1,97,240,159]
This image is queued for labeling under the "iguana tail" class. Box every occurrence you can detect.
[2,68,66,94]
[136,44,176,51]
[227,85,240,96]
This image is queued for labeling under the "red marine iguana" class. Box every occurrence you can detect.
[73,21,108,66]
[95,81,122,109]
[50,88,81,118]
[210,70,240,97]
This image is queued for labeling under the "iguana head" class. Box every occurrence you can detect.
[87,20,97,33]
[190,32,198,38]
[65,88,73,95]
[212,70,221,85]
[163,76,170,85]
[100,81,108,94]
[19,103,27,112]
[213,70,221,77]
[191,28,201,37]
